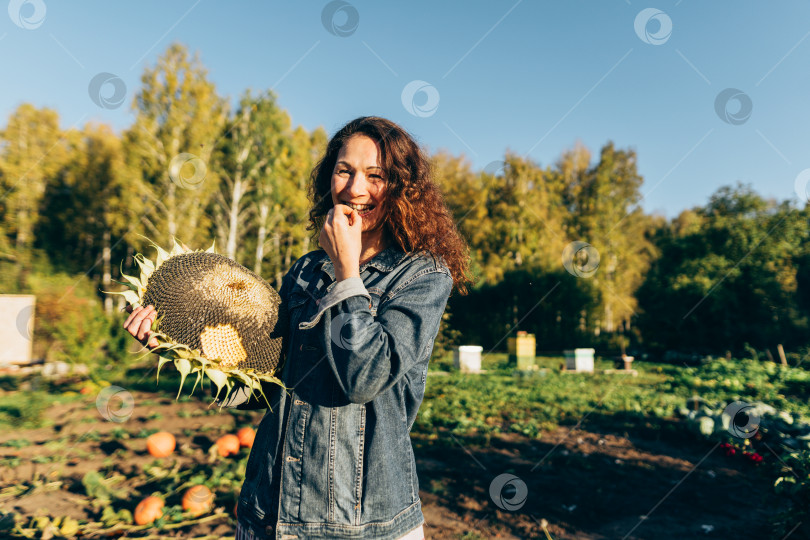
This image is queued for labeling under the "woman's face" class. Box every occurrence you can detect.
[330,135,387,234]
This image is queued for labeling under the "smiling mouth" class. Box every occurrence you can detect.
[343,202,375,215]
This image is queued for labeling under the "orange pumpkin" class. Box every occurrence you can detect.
[182,484,214,516]
[236,427,255,449]
[134,496,164,525]
[146,431,176,457]
[215,434,241,457]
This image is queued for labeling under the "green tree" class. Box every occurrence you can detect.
[0,104,72,288]
[211,89,292,264]
[37,123,142,313]
[124,42,228,248]
[637,183,810,355]
[555,141,655,336]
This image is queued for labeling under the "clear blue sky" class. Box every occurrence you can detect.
[2,0,808,218]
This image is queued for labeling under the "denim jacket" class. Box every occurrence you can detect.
[218,243,453,539]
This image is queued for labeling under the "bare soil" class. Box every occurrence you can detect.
[0,391,800,540]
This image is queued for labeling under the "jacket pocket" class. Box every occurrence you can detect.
[287,289,311,328]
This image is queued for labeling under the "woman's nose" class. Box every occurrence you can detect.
[346,173,369,195]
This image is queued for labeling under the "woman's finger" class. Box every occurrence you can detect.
[137,316,154,341]
[125,305,154,336]
[124,304,153,328]
[123,305,141,328]
[334,203,354,217]
[131,306,154,332]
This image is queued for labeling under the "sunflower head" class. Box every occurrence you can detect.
[105,237,286,408]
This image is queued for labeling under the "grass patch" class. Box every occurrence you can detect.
[416,354,810,439]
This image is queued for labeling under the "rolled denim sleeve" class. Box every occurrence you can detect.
[297,277,371,330]
[314,268,453,404]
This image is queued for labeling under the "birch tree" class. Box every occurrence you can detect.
[212,89,291,264]
[124,43,227,248]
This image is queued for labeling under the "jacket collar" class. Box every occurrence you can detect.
[317,244,410,281]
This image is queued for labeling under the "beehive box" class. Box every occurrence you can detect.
[507,333,536,369]
[454,345,483,373]
[563,348,595,372]
[0,295,36,365]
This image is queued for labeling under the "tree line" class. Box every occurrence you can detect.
[1,43,807,361]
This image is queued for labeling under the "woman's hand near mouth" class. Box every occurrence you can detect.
[320,204,363,281]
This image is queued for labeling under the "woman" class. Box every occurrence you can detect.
[125,116,471,539]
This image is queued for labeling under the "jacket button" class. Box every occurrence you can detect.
[265,524,274,534]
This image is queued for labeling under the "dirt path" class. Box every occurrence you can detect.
[415,427,789,539]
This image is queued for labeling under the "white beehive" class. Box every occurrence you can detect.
[454,345,483,373]
[563,348,595,372]
[0,295,36,365]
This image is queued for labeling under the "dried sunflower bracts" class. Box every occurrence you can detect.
[105,237,287,409]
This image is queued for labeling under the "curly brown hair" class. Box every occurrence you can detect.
[307,116,472,295]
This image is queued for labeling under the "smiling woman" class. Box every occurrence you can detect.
[308,117,471,293]
[125,116,473,540]
[323,134,390,272]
